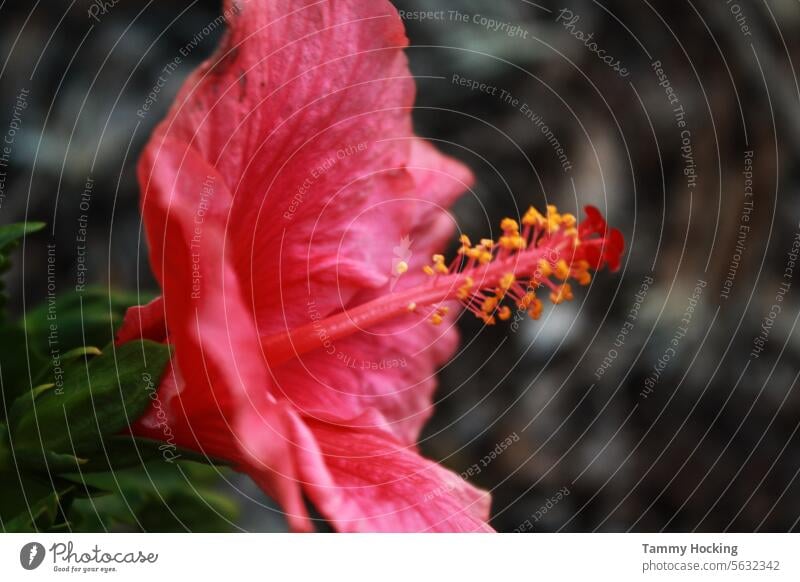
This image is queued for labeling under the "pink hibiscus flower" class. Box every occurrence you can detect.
[117,0,623,532]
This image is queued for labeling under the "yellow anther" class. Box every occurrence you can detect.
[468,243,493,264]
[550,283,574,305]
[499,272,516,291]
[546,205,562,232]
[522,206,547,227]
[572,260,592,286]
[576,271,592,286]
[554,259,570,280]
[458,234,472,255]
[528,298,543,320]
[481,296,498,314]
[457,276,474,300]
[410,203,600,331]
[518,292,536,309]
[395,261,408,275]
[500,217,520,234]
[432,254,449,274]
[430,305,449,326]
[499,234,526,251]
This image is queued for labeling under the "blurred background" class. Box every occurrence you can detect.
[2,0,800,532]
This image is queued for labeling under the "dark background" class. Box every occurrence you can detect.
[2,0,800,532]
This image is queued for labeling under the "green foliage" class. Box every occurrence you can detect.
[3,286,153,418]
[0,222,45,321]
[78,434,227,474]
[9,340,170,455]
[0,222,239,533]
[0,324,41,413]
[24,287,152,360]
[0,222,48,414]
[0,472,76,532]
[67,462,239,532]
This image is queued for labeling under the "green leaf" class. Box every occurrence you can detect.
[6,383,55,432]
[15,448,88,474]
[0,224,48,411]
[0,222,45,251]
[0,423,10,473]
[9,340,170,455]
[61,345,103,360]
[67,461,238,532]
[0,471,74,532]
[0,322,47,423]
[23,288,151,361]
[12,285,147,414]
[0,426,84,531]
[78,435,228,474]
[136,488,238,532]
[29,345,102,389]
[0,222,45,323]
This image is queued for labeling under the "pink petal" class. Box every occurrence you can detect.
[299,412,493,532]
[136,137,271,421]
[267,138,474,443]
[149,0,422,334]
[237,403,321,532]
[270,311,457,444]
[239,405,493,532]
[116,296,167,345]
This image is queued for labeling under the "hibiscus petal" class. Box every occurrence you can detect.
[267,138,474,443]
[133,138,314,533]
[136,136,271,423]
[241,405,492,532]
[237,404,321,532]
[299,412,493,532]
[116,296,167,345]
[270,312,457,444]
[149,0,424,334]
